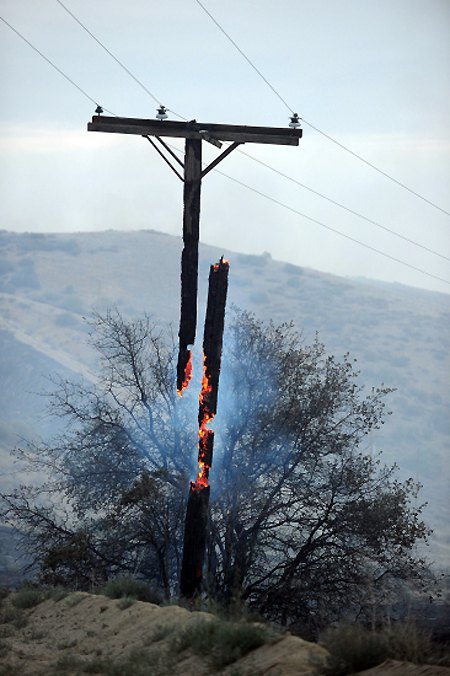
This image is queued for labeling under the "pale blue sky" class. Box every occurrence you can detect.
[1,0,449,292]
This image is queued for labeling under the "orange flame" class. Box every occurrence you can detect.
[193,357,214,491]
[177,351,193,397]
[212,258,230,271]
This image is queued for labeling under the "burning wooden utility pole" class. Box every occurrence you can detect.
[87,110,302,598]
[179,257,229,598]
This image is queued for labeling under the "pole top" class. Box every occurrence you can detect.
[88,116,302,146]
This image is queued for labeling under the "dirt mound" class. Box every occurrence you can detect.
[356,659,450,675]
[0,591,328,675]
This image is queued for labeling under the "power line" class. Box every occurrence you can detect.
[4,7,448,285]
[213,167,450,287]
[193,0,292,114]
[165,142,450,287]
[238,149,450,262]
[301,119,450,217]
[50,0,449,262]
[0,15,114,115]
[193,0,450,218]
[55,0,186,121]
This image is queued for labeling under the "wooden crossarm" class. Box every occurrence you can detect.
[87,116,302,146]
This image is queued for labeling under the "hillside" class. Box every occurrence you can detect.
[0,590,329,675]
[0,229,449,565]
[0,590,449,675]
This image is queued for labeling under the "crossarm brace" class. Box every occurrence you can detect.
[201,142,242,178]
[144,135,184,181]
[155,136,185,169]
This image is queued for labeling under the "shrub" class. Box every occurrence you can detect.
[0,665,21,676]
[116,596,136,610]
[80,647,172,675]
[0,639,10,658]
[44,586,69,602]
[53,654,87,672]
[0,605,28,629]
[64,592,85,607]
[319,621,446,675]
[11,588,44,609]
[100,577,161,604]
[384,621,433,664]
[0,589,10,604]
[176,618,278,669]
[320,624,389,676]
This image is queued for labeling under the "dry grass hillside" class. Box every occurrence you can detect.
[1,588,450,676]
[0,589,328,676]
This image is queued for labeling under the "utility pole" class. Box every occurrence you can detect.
[87,114,302,391]
[88,110,302,597]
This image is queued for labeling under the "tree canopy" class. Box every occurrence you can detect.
[0,308,430,633]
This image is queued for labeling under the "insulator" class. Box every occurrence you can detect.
[156,105,168,121]
[95,105,103,115]
[289,113,301,129]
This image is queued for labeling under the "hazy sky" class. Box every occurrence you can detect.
[1,0,449,293]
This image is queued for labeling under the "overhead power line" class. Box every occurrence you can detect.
[164,142,450,287]
[193,0,450,218]
[0,15,114,115]
[301,119,450,217]
[50,0,449,265]
[3,6,448,285]
[193,0,292,114]
[55,0,186,121]
[238,149,450,262]
[214,167,450,287]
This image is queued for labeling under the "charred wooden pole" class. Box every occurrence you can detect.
[177,138,201,393]
[179,258,229,598]
[86,115,301,597]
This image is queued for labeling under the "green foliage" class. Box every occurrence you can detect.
[0,605,28,629]
[145,624,175,643]
[100,576,161,604]
[176,617,278,669]
[54,647,173,675]
[116,596,136,610]
[43,586,69,602]
[11,587,44,609]
[383,621,433,663]
[320,624,389,675]
[320,621,448,675]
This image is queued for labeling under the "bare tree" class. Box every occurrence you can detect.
[1,311,194,596]
[207,310,429,633]
[0,309,430,630]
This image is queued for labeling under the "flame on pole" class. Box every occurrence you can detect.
[179,257,229,598]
